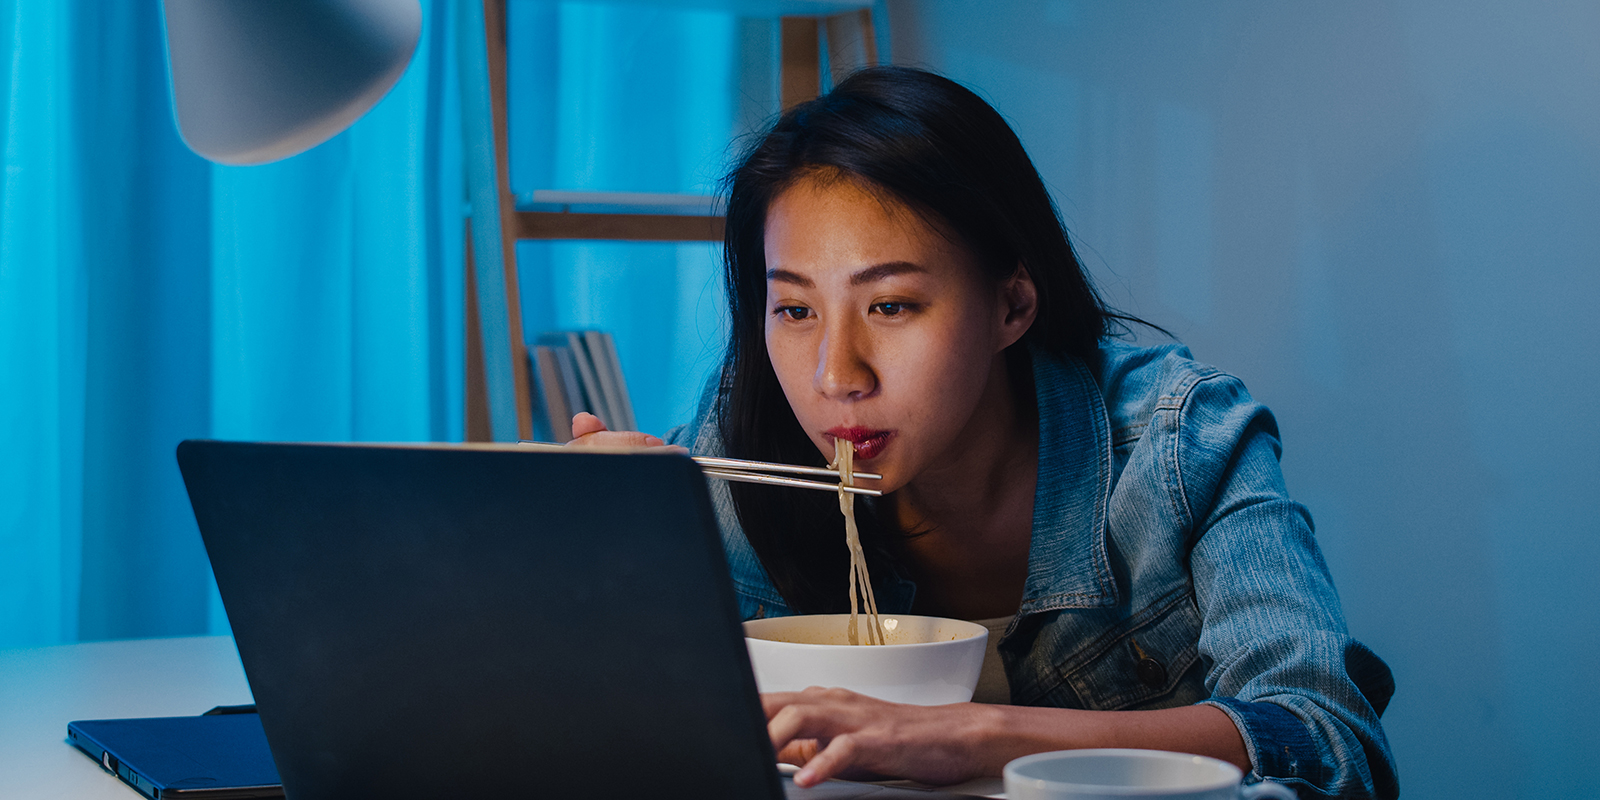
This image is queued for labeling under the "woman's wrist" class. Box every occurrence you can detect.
[964,703,1249,777]
[968,703,1095,776]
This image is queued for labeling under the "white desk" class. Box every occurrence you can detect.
[0,636,253,800]
[1,636,1006,799]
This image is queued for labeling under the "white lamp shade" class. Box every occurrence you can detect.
[163,0,422,165]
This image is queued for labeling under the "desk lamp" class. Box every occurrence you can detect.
[162,0,423,165]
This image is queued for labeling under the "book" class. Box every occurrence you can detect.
[565,331,612,430]
[585,331,626,433]
[531,346,571,442]
[552,344,588,421]
[526,330,636,442]
[606,334,636,432]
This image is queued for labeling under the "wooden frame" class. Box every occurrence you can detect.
[515,211,724,242]
[459,1,878,441]
[459,0,532,442]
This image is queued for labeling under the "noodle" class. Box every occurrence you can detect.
[834,438,884,645]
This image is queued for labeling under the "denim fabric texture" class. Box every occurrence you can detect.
[664,340,1398,799]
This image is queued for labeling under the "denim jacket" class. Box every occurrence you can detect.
[665,340,1399,799]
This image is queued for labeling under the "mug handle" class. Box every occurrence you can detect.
[1240,781,1297,800]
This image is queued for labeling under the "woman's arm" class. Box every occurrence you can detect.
[764,689,1247,787]
[1174,374,1397,799]
[766,372,1396,797]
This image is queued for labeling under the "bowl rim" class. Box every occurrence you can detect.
[1002,748,1241,795]
[742,613,989,650]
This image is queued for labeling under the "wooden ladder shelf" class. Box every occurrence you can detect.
[457,0,880,441]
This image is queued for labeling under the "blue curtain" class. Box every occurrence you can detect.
[0,0,746,648]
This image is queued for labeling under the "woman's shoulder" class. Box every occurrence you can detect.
[1066,338,1287,523]
[1068,338,1248,442]
[661,374,726,453]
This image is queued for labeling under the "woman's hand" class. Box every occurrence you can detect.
[766,688,1252,788]
[763,688,1004,787]
[565,412,685,451]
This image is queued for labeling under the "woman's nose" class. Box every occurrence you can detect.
[814,324,876,400]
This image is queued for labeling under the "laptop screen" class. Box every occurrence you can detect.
[179,441,782,800]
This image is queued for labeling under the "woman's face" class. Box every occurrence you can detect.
[763,174,1034,491]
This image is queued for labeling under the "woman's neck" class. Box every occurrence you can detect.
[889,350,1038,619]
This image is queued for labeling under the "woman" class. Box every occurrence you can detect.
[573,66,1397,799]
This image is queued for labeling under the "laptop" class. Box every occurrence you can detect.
[67,709,281,799]
[175,441,984,800]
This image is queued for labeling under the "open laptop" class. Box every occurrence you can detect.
[176,441,984,800]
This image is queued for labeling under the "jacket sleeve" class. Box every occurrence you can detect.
[1175,373,1399,799]
[658,380,794,620]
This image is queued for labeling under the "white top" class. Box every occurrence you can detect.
[969,616,1016,705]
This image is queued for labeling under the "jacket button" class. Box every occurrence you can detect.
[1136,657,1167,689]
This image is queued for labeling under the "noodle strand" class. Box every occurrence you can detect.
[835,439,883,645]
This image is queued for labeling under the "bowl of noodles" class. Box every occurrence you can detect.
[743,613,988,705]
[739,439,989,705]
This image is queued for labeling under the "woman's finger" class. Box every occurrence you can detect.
[570,411,606,438]
[794,733,863,787]
[767,687,871,749]
[569,430,671,448]
[775,739,819,767]
[767,702,825,752]
[761,691,803,718]
[564,413,681,450]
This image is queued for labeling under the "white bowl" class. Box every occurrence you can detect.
[1004,749,1296,800]
[743,614,988,705]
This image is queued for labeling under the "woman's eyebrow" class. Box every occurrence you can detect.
[766,268,813,287]
[765,261,925,288]
[850,261,925,285]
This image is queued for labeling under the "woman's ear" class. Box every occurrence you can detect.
[997,264,1039,350]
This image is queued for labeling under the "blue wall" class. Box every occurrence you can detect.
[887,1,1599,797]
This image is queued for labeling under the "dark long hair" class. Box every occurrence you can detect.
[717,66,1128,613]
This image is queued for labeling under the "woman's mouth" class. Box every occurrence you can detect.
[825,427,895,461]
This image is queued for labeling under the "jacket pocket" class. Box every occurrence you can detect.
[1057,587,1207,711]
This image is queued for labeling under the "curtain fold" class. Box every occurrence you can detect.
[2,0,87,647]
[1,0,752,648]
[1,0,463,647]
[76,0,217,641]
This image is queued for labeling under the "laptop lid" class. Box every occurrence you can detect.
[177,440,782,800]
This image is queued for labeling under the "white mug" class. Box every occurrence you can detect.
[1004,749,1298,800]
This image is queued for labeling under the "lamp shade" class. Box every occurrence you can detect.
[162,0,422,165]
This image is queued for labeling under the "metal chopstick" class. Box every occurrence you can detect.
[516,440,882,494]
[700,469,882,496]
[690,455,880,481]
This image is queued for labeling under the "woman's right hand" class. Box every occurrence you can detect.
[566,412,686,452]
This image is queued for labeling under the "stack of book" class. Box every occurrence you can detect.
[528,330,636,442]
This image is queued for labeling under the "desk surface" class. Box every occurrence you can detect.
[2,636,1006,799]
[0,636,254,799]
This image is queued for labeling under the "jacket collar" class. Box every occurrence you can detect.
[1019,344,1119,612]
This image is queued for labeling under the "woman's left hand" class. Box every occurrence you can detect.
[764,687,1249,788]
[763,687,1002,787]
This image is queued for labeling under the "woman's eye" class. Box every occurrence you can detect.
[775,306,812,321]
[871,302,909,317]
